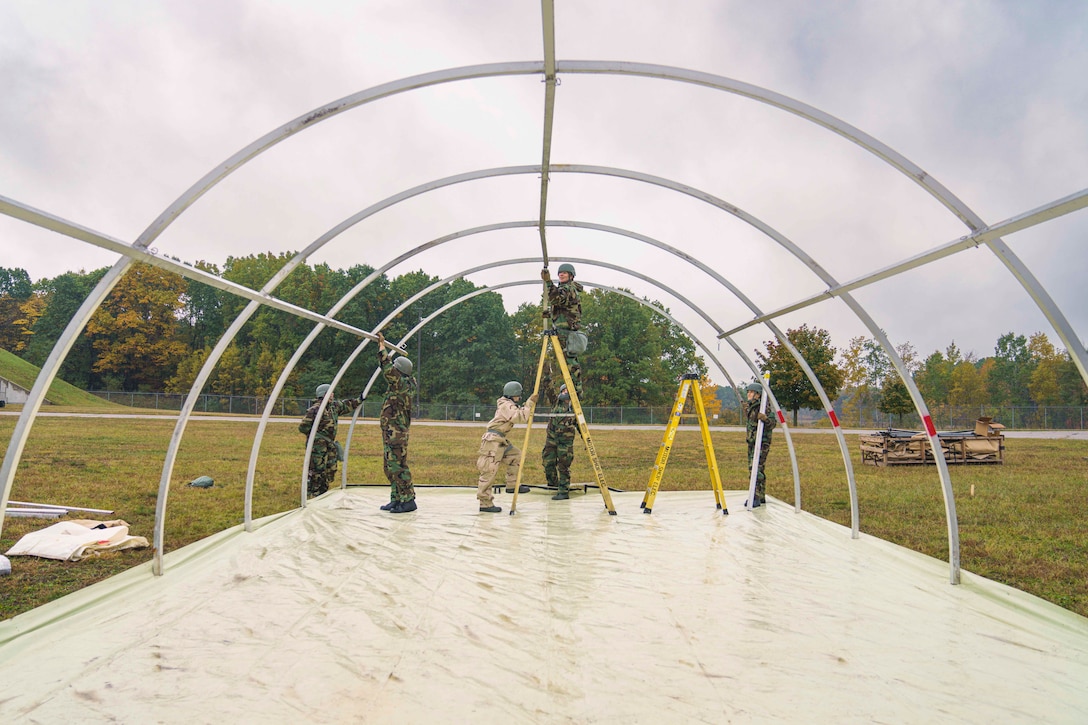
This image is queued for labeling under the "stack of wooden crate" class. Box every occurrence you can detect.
[859,420,1005,467]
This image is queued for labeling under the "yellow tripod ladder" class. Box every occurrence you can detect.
[640,373,727,515]
[510,329,617,516]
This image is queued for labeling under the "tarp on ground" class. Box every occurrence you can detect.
[1,488,1086,723]
[5,519,149,561]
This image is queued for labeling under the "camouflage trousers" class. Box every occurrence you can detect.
[542,424,575,491]
[307,438,338,497]
[383,443,415,503]
[541,348,583,396]
[747,438,772,501]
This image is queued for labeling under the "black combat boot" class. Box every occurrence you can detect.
[479,505,502,513]
[505,485,530,494]
[391,499,417,514]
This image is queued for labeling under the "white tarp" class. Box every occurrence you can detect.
[4,518,149,561]
[0,488,1086,723]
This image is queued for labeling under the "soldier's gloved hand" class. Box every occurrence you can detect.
[359,392,366,401]
[758,412,768,422]
[540,268,551,282]
[528,393,539,404]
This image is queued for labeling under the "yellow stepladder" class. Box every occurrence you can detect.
[640,373,727,515]
[510,329,616,516]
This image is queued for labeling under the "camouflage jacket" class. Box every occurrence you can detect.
[547,394,576,436]
[547,279,583,330]
[379,348,414,445]
[743,395,776,444]
[299,394,363,442]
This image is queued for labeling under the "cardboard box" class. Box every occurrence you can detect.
[974,417,1006,436]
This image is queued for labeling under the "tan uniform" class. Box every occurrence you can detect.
[476,396,537,505]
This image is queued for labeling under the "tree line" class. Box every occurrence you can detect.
[0,258,706,407]
[754,323,1087,426]
[2,263,1083,420]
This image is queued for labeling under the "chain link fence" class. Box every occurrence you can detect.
[87,391,1085,430]
[88,391,749,426]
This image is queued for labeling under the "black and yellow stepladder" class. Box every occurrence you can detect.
[509,329,617,516]
[640,373,727,515]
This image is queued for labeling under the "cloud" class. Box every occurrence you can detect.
[1,0,1085,381]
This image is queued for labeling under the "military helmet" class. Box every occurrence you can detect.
[503,381,523,398]
[557,262,576,278]
[746,382,763,394]
[315,383,331,397]
[558,383,570,404]
[393,356,413,376]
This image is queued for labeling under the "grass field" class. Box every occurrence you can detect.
[2,412,1086,621]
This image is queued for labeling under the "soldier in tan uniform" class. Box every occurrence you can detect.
[475,381,538,513]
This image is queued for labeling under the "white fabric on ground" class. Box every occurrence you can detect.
[0,489,1086,723]
[4,518,149,561]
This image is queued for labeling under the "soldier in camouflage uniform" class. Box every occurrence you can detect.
[475,381,537,513]
[377,332,417,513]
[541,382,577,500]
[299,383,363,498]
[743,381,776,507]
[540,263,585,396]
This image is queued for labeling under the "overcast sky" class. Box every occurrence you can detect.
[1,0,1086,384]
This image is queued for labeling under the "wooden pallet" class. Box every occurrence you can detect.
[860,429,1004,466]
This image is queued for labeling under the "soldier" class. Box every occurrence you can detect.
[475,381,538,513]
[540,262,585,396]
[377,332,417,513]
[743,381,776,507]
[299,383,363,498]
[542,382,577,500]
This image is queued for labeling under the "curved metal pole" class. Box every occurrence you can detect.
[334,276,803,506]
[0,64,543,542]
[240,210,866,542]
[12,58,1065,578]
[720,336,802,512]
[154,170,540,572]
[544,166,954,561]
[239,212,827,529]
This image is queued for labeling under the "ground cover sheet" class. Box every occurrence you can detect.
[1,488,1086,723]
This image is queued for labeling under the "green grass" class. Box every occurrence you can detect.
[0,348,121,408]
[1,415,1086,620]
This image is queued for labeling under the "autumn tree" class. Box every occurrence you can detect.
[0,267,33,352]
[699,375,724,422]
[948,360,988,407]
[85,263,188,390]
[756,324,844,426]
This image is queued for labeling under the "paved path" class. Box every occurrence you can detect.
[4,409,1086,439]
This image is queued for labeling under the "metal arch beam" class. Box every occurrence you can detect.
[239,216,831,531]
[543,164,957,576]
[150,174,543,573]
[538,0,558,264]
[327,274,803,512]
[0,197,404,544]
[0,195,402,344]
[0,62,545,543]
[552,60,1084,413]
[204,156,864,541]
[6,162,952,578]
[7,54,1075,578]
[721,187,1088,338]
